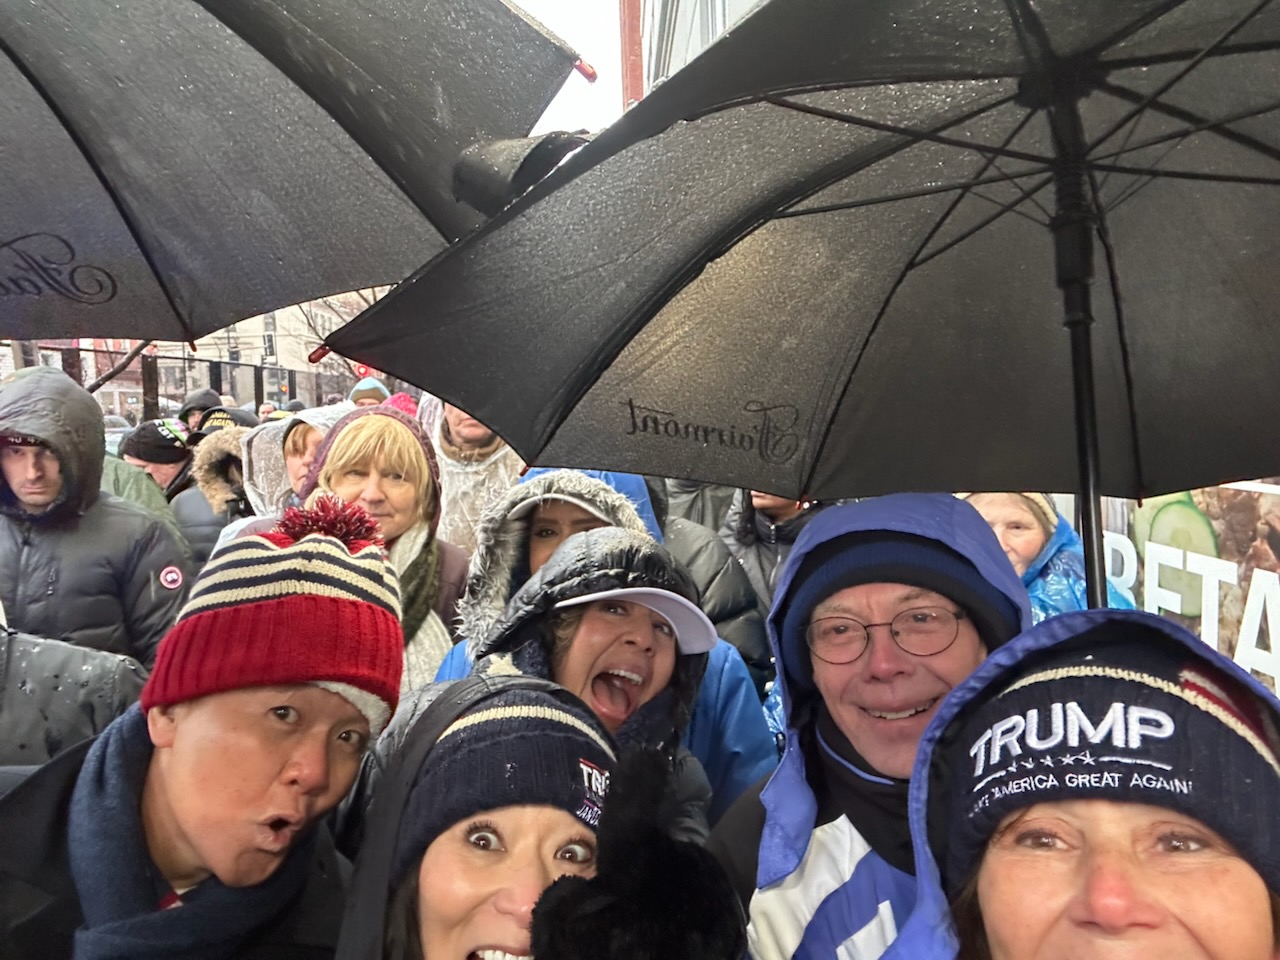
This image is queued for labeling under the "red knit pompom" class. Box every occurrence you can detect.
[269,497,385,552]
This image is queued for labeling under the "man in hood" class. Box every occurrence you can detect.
[707,493,1030,960]
[0,369,193,669]
[177,387,221,432]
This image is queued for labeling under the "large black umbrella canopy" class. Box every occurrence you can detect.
[0,0,576,341]
[327,0,1280,599]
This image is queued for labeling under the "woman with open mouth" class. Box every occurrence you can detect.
[349,525,720,853]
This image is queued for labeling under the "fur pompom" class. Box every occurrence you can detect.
[272,496,384,551]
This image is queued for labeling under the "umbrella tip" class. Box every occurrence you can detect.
[307,345,332,364]
[573,58,598,83]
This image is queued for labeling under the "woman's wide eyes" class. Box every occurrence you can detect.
[467,828,502,850]
[271,705,300,724]
[557,841,596,864]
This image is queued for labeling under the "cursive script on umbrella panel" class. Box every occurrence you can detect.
[624,397,800,465]
[0,234,117,305]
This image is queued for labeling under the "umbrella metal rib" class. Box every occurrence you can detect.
[797,102,1052,507]
[767,94,1051,166]
[1087,0,1279,153]
[1102,82,1280,167]
[1090,96,1280,165]
[774,168,1053,219]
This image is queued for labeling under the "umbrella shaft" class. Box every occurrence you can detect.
[1050,99,1107,608]
[1067,317,1107,608]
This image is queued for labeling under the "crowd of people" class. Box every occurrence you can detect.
[0,366,1273,960]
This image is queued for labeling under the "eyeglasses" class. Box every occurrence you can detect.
[806,606,967,664]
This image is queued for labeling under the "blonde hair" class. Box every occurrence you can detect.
[315,415,436,525]
[283,422,320,459]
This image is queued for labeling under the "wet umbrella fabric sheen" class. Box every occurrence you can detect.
[328,0,1280,602]
[0,0,576,341]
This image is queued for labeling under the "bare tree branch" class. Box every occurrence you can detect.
[296,302,357,376]
[86,340,153,393]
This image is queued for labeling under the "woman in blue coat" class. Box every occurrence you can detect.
[962,492,1133,621]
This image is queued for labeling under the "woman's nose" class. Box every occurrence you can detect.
[1069,849,1165,934]
[358,475,384,501]
[491,856,557,927]
[620,615,657,653]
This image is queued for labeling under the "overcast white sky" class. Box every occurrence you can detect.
[514,0,626,134]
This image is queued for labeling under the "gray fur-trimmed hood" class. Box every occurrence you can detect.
[458,469,655,656]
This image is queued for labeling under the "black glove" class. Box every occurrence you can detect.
[531,749,747,960]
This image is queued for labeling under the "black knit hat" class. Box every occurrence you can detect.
[779,532,1023,693]
[190,405,260,440]
[391,686,617,883]
[118,418,191,464]
[938,619,1280,894]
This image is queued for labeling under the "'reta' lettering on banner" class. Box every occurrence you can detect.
[1104,481,1280,686]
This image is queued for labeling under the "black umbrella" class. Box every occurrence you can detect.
[326,0,1280,605]
[1,0,578,341]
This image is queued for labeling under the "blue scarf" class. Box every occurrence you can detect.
[67,706,317,960]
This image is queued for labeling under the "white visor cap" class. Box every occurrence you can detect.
[554,587,718,655]
[506,494,613,524]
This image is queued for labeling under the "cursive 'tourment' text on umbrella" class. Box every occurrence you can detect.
[624,397,800,466]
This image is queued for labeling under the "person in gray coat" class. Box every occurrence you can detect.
[0,368,192,668]
[721,489,830,623]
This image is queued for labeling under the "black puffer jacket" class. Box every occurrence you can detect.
[665,517,770,692]
[0,369,192,668]
[166,426,252,567]
[164,459,223,568]
[473,526,707,745]
[720,491,828,623]
[340,527,714,857]
[0,625,144,765]
[646,478,771,696]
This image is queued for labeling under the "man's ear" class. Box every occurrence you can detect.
[146,704,180,748]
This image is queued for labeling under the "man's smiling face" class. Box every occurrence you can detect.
[809,582,987,778]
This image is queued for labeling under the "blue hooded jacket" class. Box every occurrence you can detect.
[740,493,1030,960]
[435,467,776,822]
[1024,514,1134,623]
[890,607,1277,959]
